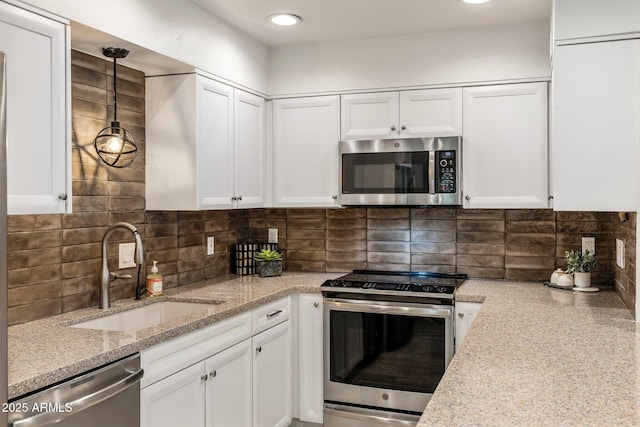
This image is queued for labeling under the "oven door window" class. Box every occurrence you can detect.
[329,310,445,393]
[342,152,429,194]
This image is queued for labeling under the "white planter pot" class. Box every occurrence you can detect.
[574,272,591,288]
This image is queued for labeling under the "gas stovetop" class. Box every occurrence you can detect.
[321,270,467,300]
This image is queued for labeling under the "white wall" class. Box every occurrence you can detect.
[268,20,551,97]
[18,0,269,94]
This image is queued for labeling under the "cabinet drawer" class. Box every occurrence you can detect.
[141,312,251,388]
[252,297,290,335]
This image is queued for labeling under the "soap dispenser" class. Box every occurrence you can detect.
[146,260,163,297]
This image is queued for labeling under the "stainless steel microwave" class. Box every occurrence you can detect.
[338,137,462,206]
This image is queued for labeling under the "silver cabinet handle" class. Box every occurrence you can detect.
[237,195,242,201]
[256,346,262,353]
[210,370,216,378]
[458,312,464,318]
[313,302,319,308]
[58,193,68,201]
[400,125,406,130]
[231,196,237,201]
[332,194,338,200]
[465,195,471,201]
[390,125,396,131]
[266,309,283,319]
[201,374,208,382]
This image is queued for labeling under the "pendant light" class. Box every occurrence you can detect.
[93,47,138,168]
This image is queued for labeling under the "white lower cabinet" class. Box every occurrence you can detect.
[455,302,482,353]
[253,320,292,427]
[206,340,253,427]
[140,298,292,427]
[297,294,323,424]
[141,362,207,427]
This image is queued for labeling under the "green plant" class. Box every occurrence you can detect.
[564,249,596,273]
[254,249,282,262]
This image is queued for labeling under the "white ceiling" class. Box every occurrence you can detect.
[187,0,552,47]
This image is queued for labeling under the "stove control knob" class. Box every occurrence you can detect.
[343,281,352,287]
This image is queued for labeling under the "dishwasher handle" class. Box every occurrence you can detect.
[11,368,144,427]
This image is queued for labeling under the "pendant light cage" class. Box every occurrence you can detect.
[93,47,138,168]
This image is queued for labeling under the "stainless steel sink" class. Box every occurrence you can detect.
[70,301,221,333]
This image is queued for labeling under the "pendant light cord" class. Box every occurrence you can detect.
[112,56,118,123]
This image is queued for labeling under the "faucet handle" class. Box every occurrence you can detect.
[109,272,133,282]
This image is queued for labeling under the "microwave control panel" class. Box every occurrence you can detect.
[436,151,456,193]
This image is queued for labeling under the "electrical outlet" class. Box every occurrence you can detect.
[268,228,278,243]
[582,236,595,255]
[207,236,215,255]
[119,243,136,269]
[616,239,625,269]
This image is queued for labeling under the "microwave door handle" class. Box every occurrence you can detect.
[428,151,436,194]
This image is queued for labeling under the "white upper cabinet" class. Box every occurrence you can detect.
[554,0,640,42]
[146,73,265,210]
[340,92,399,140]
[234,90,266,208]
[272,95,340,207]
[340,88,462,140]
[462,82,548,209]
[552,41,639,211]
[0,2,70,214]
[399,89,462,137]
[197,78,235,209]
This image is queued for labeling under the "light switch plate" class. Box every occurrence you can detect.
[616,239,625,269]
[119,243,136,269]
[268,228,278,243]
[207,236,215,255]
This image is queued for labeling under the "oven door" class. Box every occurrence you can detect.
[324,298,453,414]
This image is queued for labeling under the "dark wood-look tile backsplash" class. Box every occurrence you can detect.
[249,207,621,288]
[6,51,636,325]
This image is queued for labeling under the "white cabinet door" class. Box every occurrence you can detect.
[462,82,548,209]
[298,294,323,424]
[0,2,70,214]
[455,302,482,353]
[205,339,252,427]
[400,88,462,137]
[273,95,340,207]
[197,78,235,209]
[340,92,399,140]
[253,320,292,427]
[234,90,265,208]
[554,0,640,42]
[141,362,206,427]
[553,41,639,211]
[147,74,266,210]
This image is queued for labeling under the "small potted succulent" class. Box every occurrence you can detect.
[564,249,596,288]
[254,249,283,277]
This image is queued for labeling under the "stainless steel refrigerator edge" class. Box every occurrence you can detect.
[0,50,9,427]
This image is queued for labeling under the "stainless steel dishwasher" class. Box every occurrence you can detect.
[8,353,143,427]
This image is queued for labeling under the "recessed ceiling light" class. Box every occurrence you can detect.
[462,0,492,3]
[268,13,302,26]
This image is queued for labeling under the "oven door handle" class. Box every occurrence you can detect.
[323,298,452,318]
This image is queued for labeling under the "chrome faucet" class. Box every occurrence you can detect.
[99,222,145,309]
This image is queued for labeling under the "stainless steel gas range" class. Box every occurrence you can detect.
[321,270,467,427]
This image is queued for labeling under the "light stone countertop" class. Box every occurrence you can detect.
[420,279,639,426]
[10,274,638,426]
[8,272,338,399]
